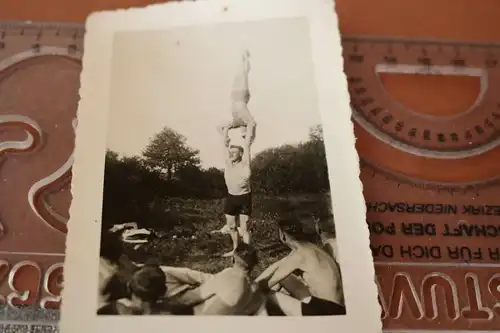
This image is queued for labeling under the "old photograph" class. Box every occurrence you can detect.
[99,26,344,317]
[62,0,380,332]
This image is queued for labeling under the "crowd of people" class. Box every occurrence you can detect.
[97,50,346,316]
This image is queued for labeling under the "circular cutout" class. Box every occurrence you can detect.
[344,39,500,158]
[378,72,480,118]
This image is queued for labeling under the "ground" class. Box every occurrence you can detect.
[122,193,333,277]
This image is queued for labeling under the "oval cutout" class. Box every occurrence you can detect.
[379,72,481,118]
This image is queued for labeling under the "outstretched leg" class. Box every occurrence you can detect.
[229,50,254,132]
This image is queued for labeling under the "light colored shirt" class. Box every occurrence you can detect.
[224,162,251,195]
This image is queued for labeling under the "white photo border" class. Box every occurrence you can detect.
[61,0,382,332]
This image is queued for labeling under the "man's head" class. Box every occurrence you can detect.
[233,243,258,271]
[314,213,336,239]
[277,216,315,246]
[129,264,167,305]
[229,145,244,162]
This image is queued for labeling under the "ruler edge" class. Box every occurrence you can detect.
[342,34,500,48]
[0,18,80,331]
[0,20,84,29]
[1,20,500,48]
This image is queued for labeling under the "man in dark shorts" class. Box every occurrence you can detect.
[214,122,256,257]
[213,50,257,257]
[255,216,346,316]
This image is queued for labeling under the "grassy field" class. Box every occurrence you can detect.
[122,193,334,277]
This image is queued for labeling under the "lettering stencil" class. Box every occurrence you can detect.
[2,16,500,333]
[0,21,83,332]
[345,36,500,331]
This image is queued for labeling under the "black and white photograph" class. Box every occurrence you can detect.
[99,30,345,317]
[61,1,380,332]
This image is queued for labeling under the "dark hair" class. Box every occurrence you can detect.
[102,273,130,302]
[233,243,258,270]
[277,216,316,243]
[129,265,167,303]
[100,231,124,262]
[229,145,244,154]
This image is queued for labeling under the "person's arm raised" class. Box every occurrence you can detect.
[241,120,256,165]
[217,125,231,163]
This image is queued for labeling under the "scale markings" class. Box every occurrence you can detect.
[343,36,500,157]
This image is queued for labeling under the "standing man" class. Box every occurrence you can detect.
[216,120,255,257]
[213,50,256,257]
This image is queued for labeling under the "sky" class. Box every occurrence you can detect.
[107,17,321,169]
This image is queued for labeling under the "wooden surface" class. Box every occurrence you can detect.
[1,0,499,330]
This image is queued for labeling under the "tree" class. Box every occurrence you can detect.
[142,127,201,181]
[308,124,324,142]
[304,124,329,192]
[250,144,300,194]
[102,150,169,229]
[250,124,330,194]
[202,167,226,198]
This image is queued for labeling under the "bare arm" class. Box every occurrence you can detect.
[217,125,231,163]
[172,273,220,307]
[162,266,214,286]
[172,286,215,307]
[241,120,256,164]
[255,252,301,289]
[254,257,283,283]
[266,253,302,289]
[245,119,256,146]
